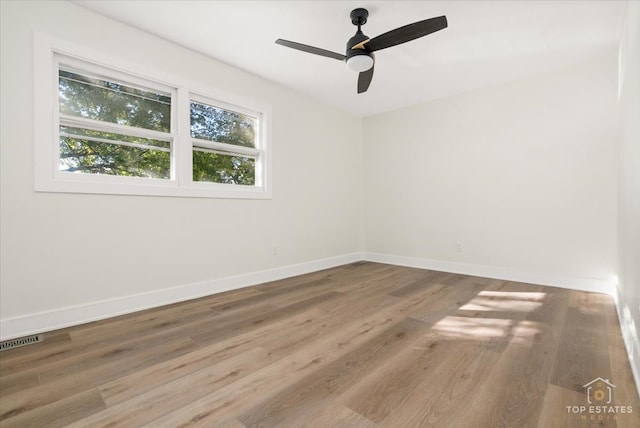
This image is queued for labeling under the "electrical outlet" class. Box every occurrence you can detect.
[456,242,463,253]
[272,245,279,255]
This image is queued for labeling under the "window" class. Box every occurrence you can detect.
[190,99,260,186]
[58,68,173,180]
[34,33,271,199]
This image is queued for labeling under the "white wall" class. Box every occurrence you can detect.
[0,1,362,338]
[363,54,619,292]
[617,0,640,396]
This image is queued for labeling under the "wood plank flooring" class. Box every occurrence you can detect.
[1,262,638,427]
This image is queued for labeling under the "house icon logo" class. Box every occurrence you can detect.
[566,377,632,418]
[583,377,615,404]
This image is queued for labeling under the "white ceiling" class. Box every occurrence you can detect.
[73,0,625,117]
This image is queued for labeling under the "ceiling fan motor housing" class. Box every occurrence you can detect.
[346,31,373,61]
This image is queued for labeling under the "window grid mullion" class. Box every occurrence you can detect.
[191,138,260,157]
[59,131,171,153]
[59,114,173,142]
[176,87,192,186]
[192,147,256,159]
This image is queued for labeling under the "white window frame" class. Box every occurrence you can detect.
[34,32,272,199]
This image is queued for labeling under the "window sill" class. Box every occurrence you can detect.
[34,178,272,200]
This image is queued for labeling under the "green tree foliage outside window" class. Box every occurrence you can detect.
[58,70,171,179]
[190,102,257,185]
[58,70,259,186]
[192,151,255,185]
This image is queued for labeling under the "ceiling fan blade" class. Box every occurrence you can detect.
[275,39,346,60]
[364,16,447,52]
[357,65,374,94]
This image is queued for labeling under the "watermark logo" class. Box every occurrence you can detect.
[565,377,634,422]
[584,377,614,404]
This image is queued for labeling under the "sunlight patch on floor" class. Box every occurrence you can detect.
[429,288,548,346]
[459,291,546,313]
[429,316,543,346]
[430,316,512,341]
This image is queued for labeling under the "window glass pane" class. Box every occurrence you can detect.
[193,149,255,185]
[190,101,256,148]
[60,127,170,179]
[59,70,171,132]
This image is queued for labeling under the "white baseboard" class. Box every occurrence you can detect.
[614,291,640,399]
[363,252,616,295]
[0,252,362,341]
[0,251,618,341]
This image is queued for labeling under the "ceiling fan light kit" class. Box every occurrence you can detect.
[275,7,447,94]
[346,54,374,73]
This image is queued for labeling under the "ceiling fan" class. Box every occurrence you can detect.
[275,8,447,94]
